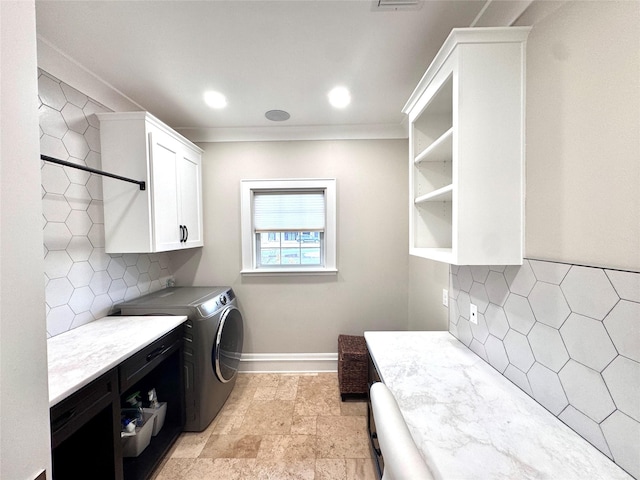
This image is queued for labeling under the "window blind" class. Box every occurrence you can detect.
[253,191,325,232]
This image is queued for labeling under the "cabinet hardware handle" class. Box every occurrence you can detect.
[184,225,188,242]
[52,408,77,434]
[179,225,185,242]
[146,344,168,362]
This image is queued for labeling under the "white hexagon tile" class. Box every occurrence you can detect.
[449,258,640,478]
[38,70,174,339]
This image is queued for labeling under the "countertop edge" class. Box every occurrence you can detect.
[48,315,187,407]
[364,330,632,480]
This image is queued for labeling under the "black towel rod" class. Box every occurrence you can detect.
[41,154,146,191]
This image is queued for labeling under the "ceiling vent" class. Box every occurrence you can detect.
[373,0,422,11]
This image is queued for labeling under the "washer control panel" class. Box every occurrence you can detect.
[198,288,234,318]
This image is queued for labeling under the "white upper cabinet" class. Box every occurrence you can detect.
[176,145,203,249]
[96,112,203,253]
[403,27,530,265]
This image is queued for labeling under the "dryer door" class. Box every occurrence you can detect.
[213,305,244,383]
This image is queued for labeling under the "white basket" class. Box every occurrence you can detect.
[122,411,155,457]
[143,402,167,436]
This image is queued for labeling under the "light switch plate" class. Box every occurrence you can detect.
[442,289,449,307]
[470,303,478,324]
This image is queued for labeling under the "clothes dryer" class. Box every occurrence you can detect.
[116,286,243,431]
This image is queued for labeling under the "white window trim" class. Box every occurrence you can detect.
[240,178,337,276]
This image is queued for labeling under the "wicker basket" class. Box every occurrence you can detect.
[338,334,368,400]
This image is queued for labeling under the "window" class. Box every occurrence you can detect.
[241,179,337,275]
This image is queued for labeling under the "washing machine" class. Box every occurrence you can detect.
[115,286,244,432]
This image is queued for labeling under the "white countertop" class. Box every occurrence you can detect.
[48,315,187,407]
[365,331,631,480]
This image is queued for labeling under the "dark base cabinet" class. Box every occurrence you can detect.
[367,350,384,480]
[50,325,185,480]
[51,369,122,480]
[120,330,184,480]
[52,406,120,479]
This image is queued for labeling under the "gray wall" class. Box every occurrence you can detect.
[445,2,640,478]
[521,0,639,272]
[170,139,413,353]
[1,2,52,479]
[408,255,449,330]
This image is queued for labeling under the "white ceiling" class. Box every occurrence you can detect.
[35,0,532,141]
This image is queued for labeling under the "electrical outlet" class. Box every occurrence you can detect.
[470,303,478,324]
[442,289,449,307]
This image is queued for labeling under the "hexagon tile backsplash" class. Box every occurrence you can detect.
[449,260,639,478]
[38,70,174,338]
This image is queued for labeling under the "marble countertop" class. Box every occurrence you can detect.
[365,331,631,480]
[48,315,187,407]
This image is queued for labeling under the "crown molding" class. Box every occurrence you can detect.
[176,122,408,143]
[37,36,144,113]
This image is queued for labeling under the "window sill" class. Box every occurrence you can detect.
[241,267,338,276]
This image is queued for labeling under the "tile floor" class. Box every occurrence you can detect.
[152,373,377,480]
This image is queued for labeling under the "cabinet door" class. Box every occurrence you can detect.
[149,129,182,252]
[51,369,122,480]
[177,147,203,248]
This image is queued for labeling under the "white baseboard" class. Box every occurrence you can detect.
[239,352,338,373]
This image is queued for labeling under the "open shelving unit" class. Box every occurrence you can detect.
[403,27,530,265]
[411,75,454,260]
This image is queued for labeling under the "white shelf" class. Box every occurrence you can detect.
[415,184,453,204]
[414,128,453,165]
[412,76,453,160]
[404,27,529,266]
[410,247,453,263]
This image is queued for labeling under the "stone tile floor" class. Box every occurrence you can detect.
[152,373,377,479]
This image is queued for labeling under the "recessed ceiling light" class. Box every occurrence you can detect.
[204,91,227,109]
[328,86,351,109]
[265,110,290,121]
